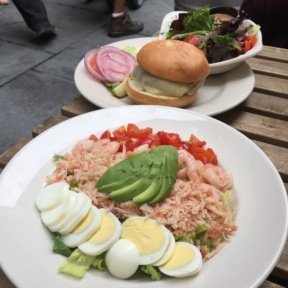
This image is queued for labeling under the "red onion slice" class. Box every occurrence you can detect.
[84,49,108,82]
[97,46,137,82]
[101,55,130,73]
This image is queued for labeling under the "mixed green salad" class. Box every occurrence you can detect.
[163,7,260,63]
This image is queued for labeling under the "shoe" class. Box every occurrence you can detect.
[108,13,143,37]
[36,24,57,38]
[0,0,9,5]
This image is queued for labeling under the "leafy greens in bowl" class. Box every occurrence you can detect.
[159,8,263,74]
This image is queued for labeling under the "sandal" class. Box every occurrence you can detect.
[0,0,9,5]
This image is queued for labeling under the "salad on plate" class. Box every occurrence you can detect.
[35,123,237,281]
[159,7,260,64]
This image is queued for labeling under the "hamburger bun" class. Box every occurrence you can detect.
[126,39,210,107]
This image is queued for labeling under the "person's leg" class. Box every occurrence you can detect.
[109,0,143,37]
[112,0,125,13]
[11,0,55,35]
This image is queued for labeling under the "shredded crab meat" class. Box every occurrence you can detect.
[47,139,236,259]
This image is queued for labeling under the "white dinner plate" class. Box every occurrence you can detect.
[74,37,255,116]
[0,106,287,288]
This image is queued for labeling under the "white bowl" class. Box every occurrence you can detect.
[159,11,263,74]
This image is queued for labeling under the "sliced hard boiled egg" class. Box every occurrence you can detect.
[105,239,140,279]
[78,209,121,256]
[61,205,102,248]
[51,192,92,235]
[35,181,70,212]
[153,228,175,266]
[121,216,170,265]
[40,190,76,229]
[159,242,202,277]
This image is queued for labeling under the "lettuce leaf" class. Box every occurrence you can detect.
[123,45,138,57]
[183,7,215,33]
[52,234,73,257]
[91,253,107,271]
[222,189,233,216]
[141,265,163,281]
[59,249,95,278]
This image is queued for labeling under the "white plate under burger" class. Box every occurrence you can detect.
[74,37,254,116]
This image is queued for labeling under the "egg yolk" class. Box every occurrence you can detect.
[88,211,116,244]
[121,218,165,255]
[161,244,194,269]
[71,209,93,233]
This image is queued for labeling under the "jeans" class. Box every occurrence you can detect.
[12,0,51,32]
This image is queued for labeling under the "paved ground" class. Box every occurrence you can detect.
[0,0,174,155]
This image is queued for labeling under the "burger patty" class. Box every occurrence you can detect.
[132,65,199,97]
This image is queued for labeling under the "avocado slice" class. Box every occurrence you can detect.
[97,175,137,193]
[149,156,177,204]
[96,152,151,190]
[149,176,173,204]
[132,177,162,204]
[96,145,178,204]
[109,178,150,202]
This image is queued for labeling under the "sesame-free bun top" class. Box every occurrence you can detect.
[137,39,210,84]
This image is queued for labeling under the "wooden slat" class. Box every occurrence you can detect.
[272,237,288,283]
[253,140,288,182]
[254,74,288,98]
[0,268,15,288]
[247,57,288,79]
[260,281,286,288]
[257,46,288,63]
[270,180,288,282]
[0,138,29,169]
[242,92,288,121]
[32,113,68,137]
[216,110,288,148]
[61,96,97,117]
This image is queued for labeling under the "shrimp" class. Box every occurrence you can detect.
[177,149,204,183]
[91,139,120,155]
[71,139,95,154]
[126,144,150,157]
[197,183,222,202]
[202,163,233,191]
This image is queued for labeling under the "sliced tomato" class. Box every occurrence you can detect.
[188,146,205,156]
[188,146,217,165]
[113,125,128,140]
[96,124,217,165]
[192,152,209,164]
[124,139,141,152]
[100,130,112,139]
[127,123,139,132]
[139,134,160,147]
[204,148,218,165]
[157,131,183,147]
[243,35,257,53]
[88,134,99,142]
[89,53,104,77]
[184,34,200,46]
[188,134,206,147]
[127,127,153,139]
[84,49,108,82]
